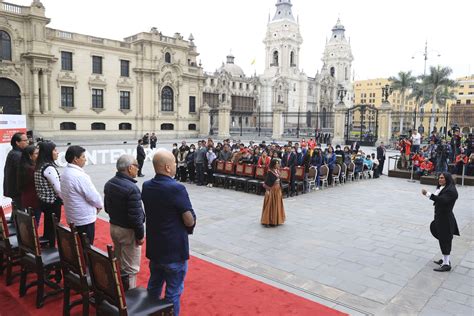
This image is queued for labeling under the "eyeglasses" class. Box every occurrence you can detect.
[132,164,139,168]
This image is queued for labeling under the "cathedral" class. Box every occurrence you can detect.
[0,0,353,140]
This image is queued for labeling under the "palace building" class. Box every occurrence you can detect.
[0,0,353,141]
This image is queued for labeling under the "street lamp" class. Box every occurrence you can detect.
[337,85,347,105]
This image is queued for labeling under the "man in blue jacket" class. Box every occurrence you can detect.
[104,154,145,289]
[142,149,196,316]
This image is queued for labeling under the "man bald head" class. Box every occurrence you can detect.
[153,149,177,177]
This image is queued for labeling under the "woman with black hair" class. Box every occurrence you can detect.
[34,141,62,247]
[422,172,460,272]
[17,145,41,225]
[261,158,286,227]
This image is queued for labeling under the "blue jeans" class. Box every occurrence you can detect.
[148,260,188,316]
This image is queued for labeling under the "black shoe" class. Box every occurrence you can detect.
[434,264,451,272]
[433,259,443,265]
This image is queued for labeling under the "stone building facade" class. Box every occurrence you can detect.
[0,0,353,141]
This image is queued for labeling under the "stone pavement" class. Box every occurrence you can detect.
[64,142,473,315]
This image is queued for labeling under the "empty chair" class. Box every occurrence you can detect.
[85,243,173,316]
[212,160,227,188]
[15,210,62,308]
[346,162,355,182]
[294,166,305,195]
[247,165,266,194]
[340,163,347,184]
[279,167,291,198]
[55,219,91,316]
[0,204,20,285]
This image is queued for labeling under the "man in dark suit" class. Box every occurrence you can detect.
[142,150,196,314]
[3,132,28,209]
[281,145,297,196]
[376,142,386,175]
[136,139,146,177]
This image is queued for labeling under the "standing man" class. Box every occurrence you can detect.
[150,132,158,149]
[136,139,146,177]
[142,150,196,315]
[194,140,207,186]
[411,129,422,154]
[104,154,145,289]
[3,132,29,209]
[61,146,103,244]
[281,145,297,197]
[376,142,387,175]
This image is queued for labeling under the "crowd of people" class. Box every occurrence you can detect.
[136,137,385,197]
[397,129,474,177]
[3,132,195,315]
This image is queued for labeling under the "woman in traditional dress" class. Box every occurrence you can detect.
[261,158,286,227]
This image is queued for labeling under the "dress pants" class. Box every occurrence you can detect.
[110,224,141,289]
[430,220,452,255]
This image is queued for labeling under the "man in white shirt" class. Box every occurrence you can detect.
[61,146,103,244]
[411,130,422,154]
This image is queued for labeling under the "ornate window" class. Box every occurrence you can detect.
[60,122,76,130]
[165,52,171,63]
[0,31,12,61]
[189,96,196,113]
[61,86,74,108]
[92,56,103,74]
[330,67,335,77]
[161,86,174,111]
[92,89,104,108]
[91,122,106,130]
[120,60,129,77]
[322,108,327,128]
[161,123,174,130]
[61,52,73,71]
[119,122,132,130]
[188,123,196,130]
[272,51,279,66]
[290,51,295,67]
[120,91,130,110]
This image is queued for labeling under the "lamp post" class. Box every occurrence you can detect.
[382,84,393,103]
[337,85,347,105]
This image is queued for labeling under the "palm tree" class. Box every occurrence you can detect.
[422,66,458,134]
[389,71,417,134]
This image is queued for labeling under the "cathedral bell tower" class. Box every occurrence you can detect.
[322,18,354,107]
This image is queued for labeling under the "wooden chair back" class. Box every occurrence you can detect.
[55,220,87,277]
[295,166,305,181]
[255,166,266,180]
[235,163,245,176]
[332,164,341,177]
[15,210,41,257]
[0,205,10,239]
[279,167,291,182]
[308,166,317,180]
[216,160,225,173]
[86,243,127,312]
[224,161,235,174]
[319,165,329,179]
[347,162,355,173]
[243,164,255,177]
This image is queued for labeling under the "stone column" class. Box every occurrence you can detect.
[199,104,211,138]
[272,104,284,140]
[41,70,49,113]
[377,101,392,145]
[32,68,40,113]
[332,102,347,145]
[218,104,231,138]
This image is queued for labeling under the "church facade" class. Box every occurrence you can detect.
[0,0,353,141]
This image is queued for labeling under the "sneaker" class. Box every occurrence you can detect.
[209,184,213,188]
[315,187,320,191]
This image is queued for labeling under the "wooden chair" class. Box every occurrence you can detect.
[242,164,256,192]
[1,202,16,236]
[279,167,291,198]
[307,166,317,191]
[85,243,173,316]
[332,164,341,186]
[340,163,347,184]
[223,161,237,189]
[0,203,21,285]
[294,166,305,194]
[15,210,62,308]
[319,165,329,189]
[234,163,249,191]
[213,160,227,188]
[54,219,91,316]
[247,166,266,195]
[346,162,355,182]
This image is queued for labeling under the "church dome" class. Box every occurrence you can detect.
[219,54,245,77]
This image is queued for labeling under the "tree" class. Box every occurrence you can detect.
[422,66,458,134]
[389,71,417,133]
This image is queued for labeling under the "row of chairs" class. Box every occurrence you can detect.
[0,204,173,315]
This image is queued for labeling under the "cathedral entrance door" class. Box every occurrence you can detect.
[0,78,21,114]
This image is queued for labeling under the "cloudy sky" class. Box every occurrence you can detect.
[15,0,473,80]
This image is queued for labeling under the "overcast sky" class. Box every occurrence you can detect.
[16,0,473,80]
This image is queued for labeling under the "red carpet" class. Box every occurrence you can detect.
[0,216,346,316]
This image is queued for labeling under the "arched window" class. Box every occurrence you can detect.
[0,31,12,61]
[330,67,335,77]
[272,51,279,66]
[119,123,132,130]
[322,108,327,128]
[0,78,21,114]
[91,122,106,130]
[165,52,171,63]
[161,123,174,130]
[188,123,196,130]
[290,51,295,66]
[60,122,76,130]
[161,86,174,111]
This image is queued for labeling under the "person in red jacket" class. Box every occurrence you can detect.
[455,152,468,175]
[417,157,434,176]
